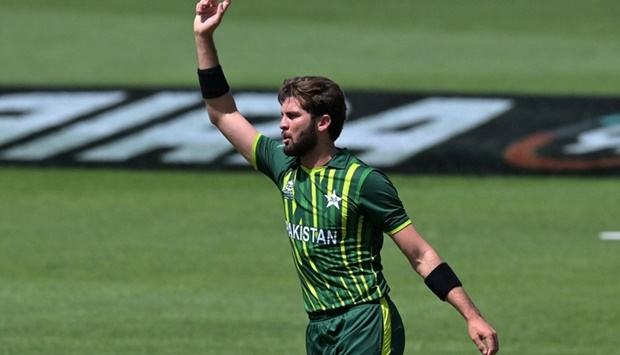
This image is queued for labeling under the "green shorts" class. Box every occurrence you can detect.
[305,296,405,355]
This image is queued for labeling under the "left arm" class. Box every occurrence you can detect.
[391,225,499,355]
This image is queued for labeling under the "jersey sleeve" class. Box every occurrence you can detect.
[252,133,295,185]
[359,170,412,236]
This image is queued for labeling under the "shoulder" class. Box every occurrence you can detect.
[360,168,395,192]
[253,134,297,182]
[348,157,399,199]
[344,153,389,186]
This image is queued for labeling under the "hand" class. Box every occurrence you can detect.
[468,316,499,355]
[194,0,231,37]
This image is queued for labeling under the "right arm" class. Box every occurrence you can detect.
[194,0,258,164]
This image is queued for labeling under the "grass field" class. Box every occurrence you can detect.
[1,169,618,354]
[1,0,620,354]
[1,0,620,95]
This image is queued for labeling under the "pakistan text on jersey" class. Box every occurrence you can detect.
[285,222,338,245]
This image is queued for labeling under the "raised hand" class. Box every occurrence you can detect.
[194,0,231,37]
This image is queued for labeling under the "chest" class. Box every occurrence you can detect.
[280,168,360,228]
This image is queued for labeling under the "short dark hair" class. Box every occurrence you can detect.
[278,76,347,141]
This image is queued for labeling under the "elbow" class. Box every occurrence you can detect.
[207,114,219,126]
[205,95,236,126]
[206,105,224,126]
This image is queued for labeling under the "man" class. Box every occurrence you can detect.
[193,1,499,354]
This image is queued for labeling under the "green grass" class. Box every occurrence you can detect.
[1,0,620,94]
[1,168,618,354]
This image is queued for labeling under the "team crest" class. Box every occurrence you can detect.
[282,180,294,200]
[325,190,342,209]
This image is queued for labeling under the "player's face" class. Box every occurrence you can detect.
[280,97,318,157]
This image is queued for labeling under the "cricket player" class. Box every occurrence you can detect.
[193,1,499,354]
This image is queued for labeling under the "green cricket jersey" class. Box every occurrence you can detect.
[252,134,412,313]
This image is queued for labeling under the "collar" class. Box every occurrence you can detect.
[296,147,351,171]
[325,147,351,169]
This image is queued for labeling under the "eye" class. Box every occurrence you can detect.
[283,111,300,120]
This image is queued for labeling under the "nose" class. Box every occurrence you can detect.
[279,115,289,131]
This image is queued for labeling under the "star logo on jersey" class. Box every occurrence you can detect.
[325,190,342,209]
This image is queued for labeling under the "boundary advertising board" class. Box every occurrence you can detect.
[1,88,619,175]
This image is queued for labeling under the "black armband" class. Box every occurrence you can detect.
[424,262,462,301]
[197,65,230,99]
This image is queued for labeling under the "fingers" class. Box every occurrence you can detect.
[196,0,231,18]
[472,336,488,354]
[486,331,499,354]
[467,317,498,355]
[196,0,216,15]
[473,330,499,355]
[221,0,231,13]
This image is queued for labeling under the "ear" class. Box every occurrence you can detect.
[316,114,332,133]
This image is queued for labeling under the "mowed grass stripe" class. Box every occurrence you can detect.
[1,168,618,353]
[1,0,619,94]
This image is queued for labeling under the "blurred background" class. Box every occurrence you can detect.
[2,0,619,94]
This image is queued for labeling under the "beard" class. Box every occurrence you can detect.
[283,121,318,157]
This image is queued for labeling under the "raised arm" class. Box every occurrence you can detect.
[391,225,499,355]
[194,0,258,164]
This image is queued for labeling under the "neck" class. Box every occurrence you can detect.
[299,144,338,169]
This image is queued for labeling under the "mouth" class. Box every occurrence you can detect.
[282,134,291,145]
